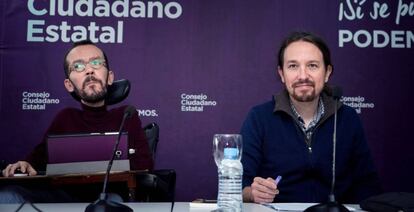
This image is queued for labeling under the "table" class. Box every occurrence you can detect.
[0,171,146,202]
[0,202,272,212]
[0,202,364,212]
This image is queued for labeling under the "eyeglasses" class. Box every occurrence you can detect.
[70,58,106,73]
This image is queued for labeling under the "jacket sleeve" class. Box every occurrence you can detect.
[343,109,382,203]
[25,111,66,171]
[25,108,76,172]
[240,108,264,188]
[125,113,154,171]
[25,136,48,172]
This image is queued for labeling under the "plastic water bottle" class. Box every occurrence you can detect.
[217,148,243,212]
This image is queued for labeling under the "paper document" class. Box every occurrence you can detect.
[266,203,360,211]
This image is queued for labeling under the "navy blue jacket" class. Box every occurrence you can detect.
[240,88,381,203]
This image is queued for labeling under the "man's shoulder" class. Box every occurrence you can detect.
[338,104,363,126]
[243,99,277,124]
[249,98,275,114]
[108,105,140,120]
[108,105,129,113]
[339,104,359,116]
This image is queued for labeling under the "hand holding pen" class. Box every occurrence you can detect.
[248,175,282,203]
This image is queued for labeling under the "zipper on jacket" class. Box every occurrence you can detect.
[305,134,312,153]
[293,121,314,154]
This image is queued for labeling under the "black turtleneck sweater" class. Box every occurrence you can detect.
[26,104,154,171]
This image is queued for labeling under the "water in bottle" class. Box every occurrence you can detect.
[217,147,243,212]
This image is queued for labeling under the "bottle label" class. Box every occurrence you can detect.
[223,148,238,159]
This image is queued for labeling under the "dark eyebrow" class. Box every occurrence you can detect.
[72,59,86,64]
[286,60,299,63]
[89,56,103,61]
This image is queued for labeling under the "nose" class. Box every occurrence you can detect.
[84,64,95,75]
[297,66,309,80]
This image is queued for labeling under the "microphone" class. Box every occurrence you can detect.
[304,86,349,212]
[85,106,136,212]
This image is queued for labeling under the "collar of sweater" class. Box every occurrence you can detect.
[273,85,343,124]
[80,103,109,121]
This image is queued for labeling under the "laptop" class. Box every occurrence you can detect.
[46,132,130,175]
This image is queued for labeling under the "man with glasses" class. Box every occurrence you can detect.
[1,40,153,202]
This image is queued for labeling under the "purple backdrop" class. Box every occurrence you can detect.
[1,0,413,201]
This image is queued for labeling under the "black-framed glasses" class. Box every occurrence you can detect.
[70,58,106,73]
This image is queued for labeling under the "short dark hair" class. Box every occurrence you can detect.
[277,31,333,72]
[63,40,110,78]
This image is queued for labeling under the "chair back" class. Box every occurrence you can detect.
[143,122,159,161]
[137,123,176,205]
[135,169,176,204]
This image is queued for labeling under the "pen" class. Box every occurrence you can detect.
[275,175,282,185]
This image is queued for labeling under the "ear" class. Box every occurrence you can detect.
[64,79,74,92]
[277,66,285,83]
[324,65,333,82]
[107,70,114,86]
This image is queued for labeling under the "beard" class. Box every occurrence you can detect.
[290,79,316,102]
[73,76,108,103]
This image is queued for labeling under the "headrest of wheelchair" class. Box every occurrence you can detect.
[70,79,130,105]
